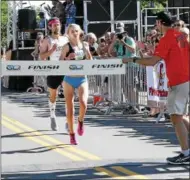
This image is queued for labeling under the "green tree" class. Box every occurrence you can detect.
[140,0,167,13]
[1,0,8,47]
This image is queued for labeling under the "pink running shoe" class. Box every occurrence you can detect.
[77,120,84,136]
[70,133,77,145]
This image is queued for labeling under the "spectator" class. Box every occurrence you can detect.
[110,31,115,41]
[64,0,76,28]
[79,30,85,42]
[87,32,99,56]
[50,0,65,33]
[109,22,138,113]
[108,32,116,56]
[181,27,189,43]
[173,20,185,31]
[109,22,136,58]
[31,32,44,60]
[51,0,62,17]
[38,12,47,29]
[97,38,108,57]
[51,0,58,17]
[104,32,111,45]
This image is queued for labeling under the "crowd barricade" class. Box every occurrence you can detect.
[88,63,149,115]
[88,60,170,123]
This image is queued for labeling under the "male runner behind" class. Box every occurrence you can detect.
[39,17,68,131]
[123,11,190,165]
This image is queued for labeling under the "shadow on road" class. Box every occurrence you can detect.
[84,117,178,148]
[2,162,189,179]
[1,144,70,154]
[2,92,178,150]
[1,130,67,138]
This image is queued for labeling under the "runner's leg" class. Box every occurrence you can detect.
[63,81,77,144]
[77,81,88,136]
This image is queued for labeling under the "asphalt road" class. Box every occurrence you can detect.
[1,91,189,179]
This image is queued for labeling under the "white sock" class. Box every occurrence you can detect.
[49,101,56,118]
[182,149,190,156]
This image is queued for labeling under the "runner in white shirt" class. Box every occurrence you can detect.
[39,17,68,131]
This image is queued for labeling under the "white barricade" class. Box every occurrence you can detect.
[146,61,168,122]
[146,61,168,103]
[88,64,148,115]
[1,59,125,76]
[88,62,169,119]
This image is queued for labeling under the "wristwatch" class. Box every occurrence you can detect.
[133,57,138,63]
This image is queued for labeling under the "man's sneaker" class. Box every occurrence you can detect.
[70,133,77,145]
[50,117,58,131]
[77,119,84,136]
[167,153,190,165]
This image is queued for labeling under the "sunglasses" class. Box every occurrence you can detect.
[174,24,182,27]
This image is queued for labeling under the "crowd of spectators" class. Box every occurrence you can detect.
[1,6,189,117]
[42,0,76,33]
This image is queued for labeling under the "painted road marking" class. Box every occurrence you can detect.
[111,166,149,179]
[1,120,84,161]
[94,166,149,179]
[2,114,100,160]
[2,114,149,179]
[94,167,125,179]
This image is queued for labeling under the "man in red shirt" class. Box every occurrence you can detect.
[123,11,189,165]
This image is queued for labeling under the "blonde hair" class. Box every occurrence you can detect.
[66,24,82,35]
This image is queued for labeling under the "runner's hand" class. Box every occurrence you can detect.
[67,53,76,60]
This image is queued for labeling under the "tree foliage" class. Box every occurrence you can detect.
[140,0,167,14]
[1,0,8,47]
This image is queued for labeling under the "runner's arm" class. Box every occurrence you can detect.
[59,44,70,60]
[39,39,52,60]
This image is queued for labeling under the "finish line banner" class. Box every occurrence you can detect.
[1,59,125,76]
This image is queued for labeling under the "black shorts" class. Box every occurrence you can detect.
[47,76,64,89]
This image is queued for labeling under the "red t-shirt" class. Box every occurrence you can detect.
[154,29,189,86]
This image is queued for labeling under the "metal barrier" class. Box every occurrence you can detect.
[88,64,148,115]
[87,62,173,124]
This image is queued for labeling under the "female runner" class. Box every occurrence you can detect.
[60,24,92,145]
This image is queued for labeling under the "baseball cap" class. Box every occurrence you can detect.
[116,22,127,34]
[156,11,174,26]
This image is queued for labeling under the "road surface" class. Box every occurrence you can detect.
[1,91,189,179]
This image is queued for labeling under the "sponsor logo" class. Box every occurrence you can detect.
[92,64,123,69]
[149,87,168,97]
[69,65,83,70]
[6,65,21,70]
[28,65,60,71]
